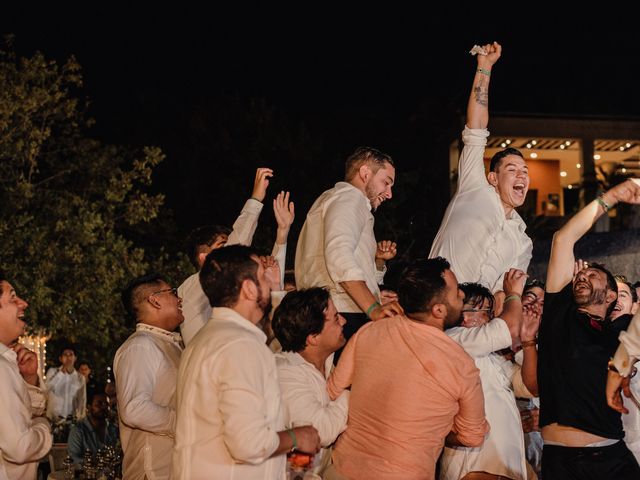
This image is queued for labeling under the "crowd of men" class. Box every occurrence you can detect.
[2,41,640,480]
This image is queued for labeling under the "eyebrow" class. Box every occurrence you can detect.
[385,175,395,185]
[504,162,528,170]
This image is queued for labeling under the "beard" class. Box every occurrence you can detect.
[443,301,463,330]
[364,183,381,212]
[574,283,608,307]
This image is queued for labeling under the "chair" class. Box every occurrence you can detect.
[48,443,68,472]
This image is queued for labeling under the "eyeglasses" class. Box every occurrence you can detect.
[151,287,179,298]
[462,308,493,314]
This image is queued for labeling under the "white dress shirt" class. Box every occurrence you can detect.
[0,343,52,480]
[295,181,382,313]
[441,318,528,480]
[113,323,183,480]
[173,307,286,480]
[613,309,640,376]
[45,367,86,419]
[275,351,349,473]
[429,127,532,292]
[178,198,263,346]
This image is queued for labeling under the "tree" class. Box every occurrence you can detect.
[0,38,188,376]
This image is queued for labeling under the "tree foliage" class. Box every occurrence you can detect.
[0,39,188,376]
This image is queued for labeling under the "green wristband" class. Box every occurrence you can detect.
[596,195,611,213]
[504,294,521,304]
[366,301,380,318]
[477,68,491,77]
[286,429,297,452]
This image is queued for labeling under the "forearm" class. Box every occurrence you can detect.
[466,68,491,129]
[339,280,378,315]
[520,346,539,396]
[500,296,523,340]
[120,397,175,435]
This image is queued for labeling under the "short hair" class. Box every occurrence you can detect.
[589,263,618,317]
[86,385,107,406]
[525,279,546,292]
[283,270,296,289]
[121,273,168,322]
[489,147,524,172]
[272,288,330,352]
[459,282,494,312]
[58,344,77,357]
[615,276,638,303]
[398,257,451,315]
[633,281,640,290]
[344,146,394,181]
[186,225,232,268]
[199,245,259,308]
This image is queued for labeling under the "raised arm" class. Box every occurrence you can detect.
[466,42,501,129]
[547,179,640,293]
[226,168,272,247]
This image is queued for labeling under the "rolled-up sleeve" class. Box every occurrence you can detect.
[447,318,512,358]
[457,127,490,193]
[217,340,280,464]
[227,198,263,247]
[452,360,490,447]
[324,193,370,284]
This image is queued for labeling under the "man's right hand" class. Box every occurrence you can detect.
[251,167,273,203]
[502,268,527,297]
[369,301,404,321]
[292,425,321,454]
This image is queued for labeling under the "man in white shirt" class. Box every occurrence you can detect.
[295,147,403,348]
[272,288,350,475]
[0,274,52,480]
[173,245,321,480]
[114,273,184,480]
[429,42,532,300]
[45,345,86,420]
[179,168,295,346]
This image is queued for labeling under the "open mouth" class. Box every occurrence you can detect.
[513,184,526,196]
[613,303,622,312]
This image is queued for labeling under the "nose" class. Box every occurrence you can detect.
[17,296,28,310]
[386,187,393,199]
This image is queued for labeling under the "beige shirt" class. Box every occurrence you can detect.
[178,198,264,346]
[429,127,532,292]
[613,309,640,376]
[0,344,52,480]
[295,182,384,313]
[173,307,286,480]
[113,324,182,480]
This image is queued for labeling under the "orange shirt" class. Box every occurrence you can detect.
[327,315,489,479]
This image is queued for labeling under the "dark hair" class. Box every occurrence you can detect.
[633,281,640,290]
[58,344,77,357]
[272,288,330,352]
[199,245,259,308]
[283,270,296,289]
[398,257,451,314]
[590,263,618,317]
[86,385,107,406]
[524,279,546,292]
[489,147,524,172]
[614,276,638,303]
[459,282,494,313]
[186,225,232,269]
[344,146,394,181]
[121,273,168,322]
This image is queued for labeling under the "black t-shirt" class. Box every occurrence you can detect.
[538,283,631,438]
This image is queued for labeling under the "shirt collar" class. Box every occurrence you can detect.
[335,181,372,211]
[0,343,16,363]
[211,307,267,343]
[136,323,183,347]
[275,350,335,380]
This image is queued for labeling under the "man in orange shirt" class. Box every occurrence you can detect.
[326,257,489,479]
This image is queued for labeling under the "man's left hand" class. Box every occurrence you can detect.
[261,255,282,291]
[14,344,39,386]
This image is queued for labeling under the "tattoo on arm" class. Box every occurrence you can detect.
[473,85,488,107]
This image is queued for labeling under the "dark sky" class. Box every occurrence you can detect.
[5,9,640,235]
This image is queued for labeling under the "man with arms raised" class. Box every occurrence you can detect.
[430,42,532,301]
[0,273,52,480]
[539,178,640,478]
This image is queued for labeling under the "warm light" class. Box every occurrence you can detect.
[501,143,507,148]
[531,140,537,146]
[565,141,571,146]
[594,154,601,160]
[626,143,631,148]
[526,143,532,149]
[576,163,581,169]
[530,152,538,159]
[505,139,512,145]
[568,185,573,190]
[560,171,568,177]
[620,146,625,151]
[560,144,566,150]
[622,168,627,173]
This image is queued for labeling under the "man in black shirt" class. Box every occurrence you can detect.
[539,178,640,479]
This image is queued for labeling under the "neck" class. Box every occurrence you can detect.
[501,200,514,218]
[406,312,443,330]
[577,305,608,320]
[347,178,367,197]
[231,302,264,326]
[299,349,328,376]
[62,365,75,374]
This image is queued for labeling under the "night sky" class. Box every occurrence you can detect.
[5,9,640,242]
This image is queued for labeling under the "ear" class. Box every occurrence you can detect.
[197,251,208,267]
[431,302,446,320]
[358,163,371,183]
[240,278,258,301]
[147,295,162,310]
[306,333,320,348]
[487,171,498,187]
[631,302,639,315]
[606,289,618,306]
